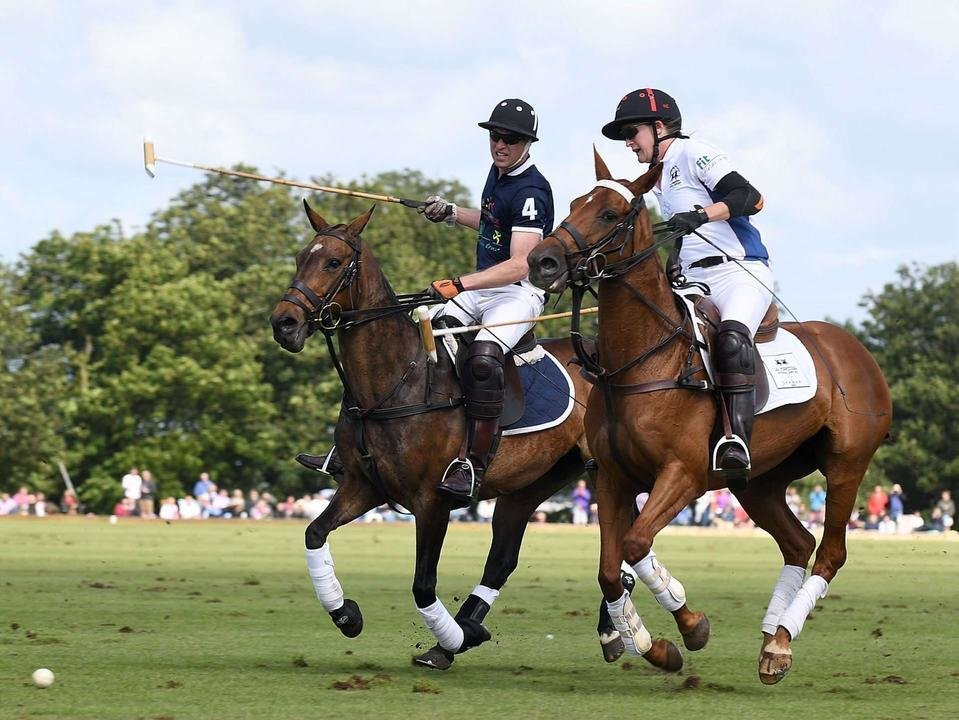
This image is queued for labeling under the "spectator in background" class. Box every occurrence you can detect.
[229,489,246,517]
[113,497,135,517]
[863,513,880,531]
[121,468,142,512]
[572,480,591,526]
[694,490,713,527]
[139,470,157,519]
[0,493,17,515]
[888,483,904,525]
[866,484,888,518]
[178,495,202,520]
[808,484,826,527]
[33,493,48,517]
[937,490,955,531]
[785,487,802,519]
[158,497,179,520]
[13,485,31,513]
[61,490,79,515]
[193,472,214,503]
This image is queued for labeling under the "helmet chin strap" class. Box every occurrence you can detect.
[503,141,532,173]
[648,125,687,164]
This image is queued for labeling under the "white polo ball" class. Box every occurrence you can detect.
[32,668,55,688]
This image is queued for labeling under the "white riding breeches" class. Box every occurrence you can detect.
[683,260,775,337]
[437,282,545,352]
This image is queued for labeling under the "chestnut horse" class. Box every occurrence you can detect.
[527,152,892,684]
[269,201,701,671]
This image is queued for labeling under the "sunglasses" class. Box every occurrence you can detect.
[619,124,645,140]
[489,130,526,145]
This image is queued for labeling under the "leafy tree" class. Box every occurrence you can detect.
[0,265,68,495]
[854,262,959,509]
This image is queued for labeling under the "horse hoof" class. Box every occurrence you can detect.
[457,618,492,652]
[681,612,710,651]
[643,639,684,673]
[600,631,625,663]
[758,640,792,685]
[329,598,363,638]
[412,645,455,671]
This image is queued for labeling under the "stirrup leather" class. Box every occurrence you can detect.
[711,434,751,473]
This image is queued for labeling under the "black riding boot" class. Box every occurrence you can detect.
[439,341,505,508]
[712,320,756,481]
[296,447,344,479]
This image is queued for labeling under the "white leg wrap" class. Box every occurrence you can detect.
[761,565,806,635]
[472,584,500,607]
[606,591,652,656]
[632,550,686,612]
[778,575,828,641]
[417,599,465,652]
[305,543,344,612]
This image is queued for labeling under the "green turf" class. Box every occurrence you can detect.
[1,518,955,719]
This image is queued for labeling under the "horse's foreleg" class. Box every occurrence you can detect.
[628,550,710,651]
[304,476,382,638]
[412,492,531,671]
[411,501,489,662]
[596,468,683,672]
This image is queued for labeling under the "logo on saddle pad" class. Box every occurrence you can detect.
[765,353,810,389]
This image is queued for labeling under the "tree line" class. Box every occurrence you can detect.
[1,169,955,513]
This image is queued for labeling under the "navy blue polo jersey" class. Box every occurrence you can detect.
[476,157,554,272]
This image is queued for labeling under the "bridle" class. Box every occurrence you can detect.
[277,227,461,514]
[281,228,362,333]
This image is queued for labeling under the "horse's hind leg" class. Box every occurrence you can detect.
[304,475,383,638]
[732,449,820,684]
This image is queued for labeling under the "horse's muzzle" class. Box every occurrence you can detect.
[271,312,307,353]
[528,244,569,293]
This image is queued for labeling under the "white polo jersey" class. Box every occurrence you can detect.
[653,137,768,266]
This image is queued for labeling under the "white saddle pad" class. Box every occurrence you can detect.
[674,288,817,415]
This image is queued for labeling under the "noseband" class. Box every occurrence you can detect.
[281,230,361,332]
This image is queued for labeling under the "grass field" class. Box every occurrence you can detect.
[1,518,956,720]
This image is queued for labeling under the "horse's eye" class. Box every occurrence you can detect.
[326,258,342,270]
[600,210,619,222]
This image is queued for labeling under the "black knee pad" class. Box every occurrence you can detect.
[464,341,505,418]
[715,320,754,376]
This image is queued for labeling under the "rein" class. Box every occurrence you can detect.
[280,229,462,513]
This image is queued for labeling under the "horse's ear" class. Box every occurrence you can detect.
[593,145,613,181]
[303,198,330,232]
[626,162,664,196]
[346,205,375,237]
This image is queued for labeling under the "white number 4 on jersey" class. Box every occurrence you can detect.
[521,197,538,221]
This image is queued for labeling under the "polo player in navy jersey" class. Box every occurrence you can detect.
[421,98,554,507]
[296,99,554,507]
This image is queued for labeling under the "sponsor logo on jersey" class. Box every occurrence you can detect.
[695,155,712,170]
[669,165,681,188]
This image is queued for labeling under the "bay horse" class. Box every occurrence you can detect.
[526,151,892,684]
[269,200,706,671]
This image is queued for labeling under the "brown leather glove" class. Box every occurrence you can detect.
[429,277,465,300]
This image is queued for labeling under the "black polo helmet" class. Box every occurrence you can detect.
[478,98,539,142]
[601,88,682,140]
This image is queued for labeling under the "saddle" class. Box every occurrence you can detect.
[690,295,779,411]
[435,316,532,426]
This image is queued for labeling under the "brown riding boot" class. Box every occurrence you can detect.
[712,320,756,481]
[439,341,505,508]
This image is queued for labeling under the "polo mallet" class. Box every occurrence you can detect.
[142,138,427,208]
[416,305,599,362]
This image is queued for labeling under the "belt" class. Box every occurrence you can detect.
[689,255,730,269]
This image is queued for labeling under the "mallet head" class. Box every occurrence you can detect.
[143,138,156,178]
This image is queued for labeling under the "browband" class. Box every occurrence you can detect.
[595,179,635,204]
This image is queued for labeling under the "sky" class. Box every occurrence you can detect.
[1,0,957,323]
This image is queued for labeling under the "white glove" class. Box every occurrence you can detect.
[420,195,457,225]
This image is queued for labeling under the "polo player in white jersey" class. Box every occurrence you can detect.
[602,88,772,481]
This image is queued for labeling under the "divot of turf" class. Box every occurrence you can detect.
[292,655,308,668]
[412,680,440,694]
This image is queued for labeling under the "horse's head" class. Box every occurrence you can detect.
[270,200,374,353]
[528,149,662,292]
